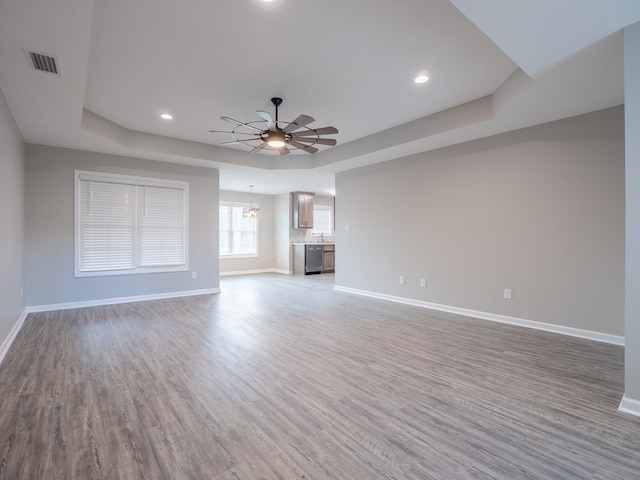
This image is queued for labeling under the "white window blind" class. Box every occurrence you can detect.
[137,185,185,266]
[75,171,188,276]
[78,179,137,271]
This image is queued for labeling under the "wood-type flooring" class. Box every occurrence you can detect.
[1,273,639,479]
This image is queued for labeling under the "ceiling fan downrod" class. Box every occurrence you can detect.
[271,97,283,124]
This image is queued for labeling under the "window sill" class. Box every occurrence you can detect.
[75,265,188,278]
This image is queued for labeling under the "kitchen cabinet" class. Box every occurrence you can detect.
[323,244,335,272]
[292,192,314,228]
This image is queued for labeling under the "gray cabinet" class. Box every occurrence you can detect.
[323,244,335,272]
[292,192,314,228]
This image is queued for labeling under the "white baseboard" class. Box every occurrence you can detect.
[220,268,291,276]
[619,395,640,417]
[25,288,221,313]
[272,268,293,275]
[334,285,625,346]
[0,309,28,366]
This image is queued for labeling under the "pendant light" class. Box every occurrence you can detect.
[242,185,262,218]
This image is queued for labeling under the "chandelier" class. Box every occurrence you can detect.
[242,185,261,218]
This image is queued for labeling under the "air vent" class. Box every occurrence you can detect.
[29,51,59,74]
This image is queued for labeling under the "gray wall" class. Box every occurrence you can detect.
[25,145,219,307]
[219,190,275,274]
[625,22,640,401]
[0,88,25,350]
[274,193,292,273]
[336,106,625,336]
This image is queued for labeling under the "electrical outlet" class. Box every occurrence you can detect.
[504,288,512,300]
[399,276,405,285]
[192,272,197,279]
[20,287,23,298]
[420,279,427,288]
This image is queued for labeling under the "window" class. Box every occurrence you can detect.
[219,203,258,257]
[75,170,188,277]
[311,205,333,236]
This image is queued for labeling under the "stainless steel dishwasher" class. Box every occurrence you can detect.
[305,245,324,274]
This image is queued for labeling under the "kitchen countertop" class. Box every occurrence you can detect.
[292,242,335,246]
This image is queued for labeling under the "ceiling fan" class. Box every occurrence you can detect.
[210,97,338,155]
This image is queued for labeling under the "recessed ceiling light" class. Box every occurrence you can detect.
[160,113,173,120]
[262,0,274,2]
[414,75,429,84]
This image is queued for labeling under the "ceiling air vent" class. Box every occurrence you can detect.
[28,51,59,74]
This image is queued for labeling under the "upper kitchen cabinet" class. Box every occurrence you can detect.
[292,191,314,228]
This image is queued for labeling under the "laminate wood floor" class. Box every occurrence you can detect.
[1,273,639,479]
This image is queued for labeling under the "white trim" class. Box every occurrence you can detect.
[76,169,190,189]
[25,288,220,313]
[220,268,291,277]
[619,395,640,417]
[333,286,625,346]
[0,309,28,366]
[272,268,293,275]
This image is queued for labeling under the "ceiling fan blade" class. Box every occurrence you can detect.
[289,137,337,146]
[256,111,275,130]
[220,137,261,145]
[282,115,315,133]
[256,110,275,130]
[249,142,268,153]
[221,116,264,133]
[279,146,290,156]
[290,126,338,136]
[288,140,319,154]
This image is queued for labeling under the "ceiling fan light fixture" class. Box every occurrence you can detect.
[267,132,286,148]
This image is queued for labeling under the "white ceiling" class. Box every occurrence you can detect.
[1,0,639,195]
